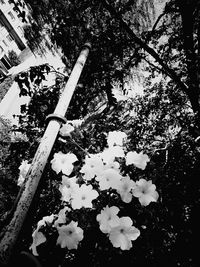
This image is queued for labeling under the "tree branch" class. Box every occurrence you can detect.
[146,11,166,42]
[123,9,167,70]
[142,57,165,74]
[100,0,188,94]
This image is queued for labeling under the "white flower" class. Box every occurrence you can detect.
[56,221,84,249]
[104,161,120,172]
[35,214,55,230]
[96,168,122,191]
[17,175,26,187]
[59,184,77,203]
[125,151,150,170]
[100,146,125,164]
[59,123,74,137]
[18,160,30,177]
[132,179,159,206]
[61,175,77,187]
[51,152,78,175]
[18,160,31,186]
[59,185,72,202]
[39,214,55,225]
[71,184,99,209]
[96,206,120,233]
[68,119,83,127]
[117,176,136,203]
[59,176,79,203]
[108,217,140,250]
[30,230,46,256]
[54,207,71,227]
[107,131,127,147]
[29,214,55,256]
[80,154,104,181]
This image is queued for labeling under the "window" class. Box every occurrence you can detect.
[17,26,23,34]
[1,56,11,69]
[6,34,13,42]
[8,11,15,21]
[2,40,8,47]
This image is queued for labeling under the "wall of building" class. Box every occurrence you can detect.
[0,0,28,72]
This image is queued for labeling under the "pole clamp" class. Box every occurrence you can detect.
[46,114,67,124]
[81,42,92,50]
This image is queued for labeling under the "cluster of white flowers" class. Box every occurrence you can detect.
[97,206,140,250]
[30,130,159,255]
[58,175,99,209]
[30,212,83,255]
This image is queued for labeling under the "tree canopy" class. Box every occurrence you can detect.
[20,0,200,131]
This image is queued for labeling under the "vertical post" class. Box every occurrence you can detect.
[0,42,91,265]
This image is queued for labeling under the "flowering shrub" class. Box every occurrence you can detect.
[28,128,159,264]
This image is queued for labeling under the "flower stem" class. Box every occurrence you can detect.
[69,137,91,157]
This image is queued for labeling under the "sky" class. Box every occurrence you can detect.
[112,0,169,100]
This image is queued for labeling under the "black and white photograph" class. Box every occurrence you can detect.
[0,0,197,266]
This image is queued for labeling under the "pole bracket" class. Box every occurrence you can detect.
[46,114,67,124]
[81,42,92,50]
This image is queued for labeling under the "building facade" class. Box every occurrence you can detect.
[0,0,28,76]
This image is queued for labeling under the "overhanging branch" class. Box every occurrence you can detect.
[100,0,188,94]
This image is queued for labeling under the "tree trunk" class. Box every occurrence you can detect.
[177,0,200,130]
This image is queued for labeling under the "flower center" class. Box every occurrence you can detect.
[82,195,86,200]
[67,230,73,235]
[141,188,146,194]
[123,184,128,191]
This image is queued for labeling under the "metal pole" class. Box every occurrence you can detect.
[0,42,91,265]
